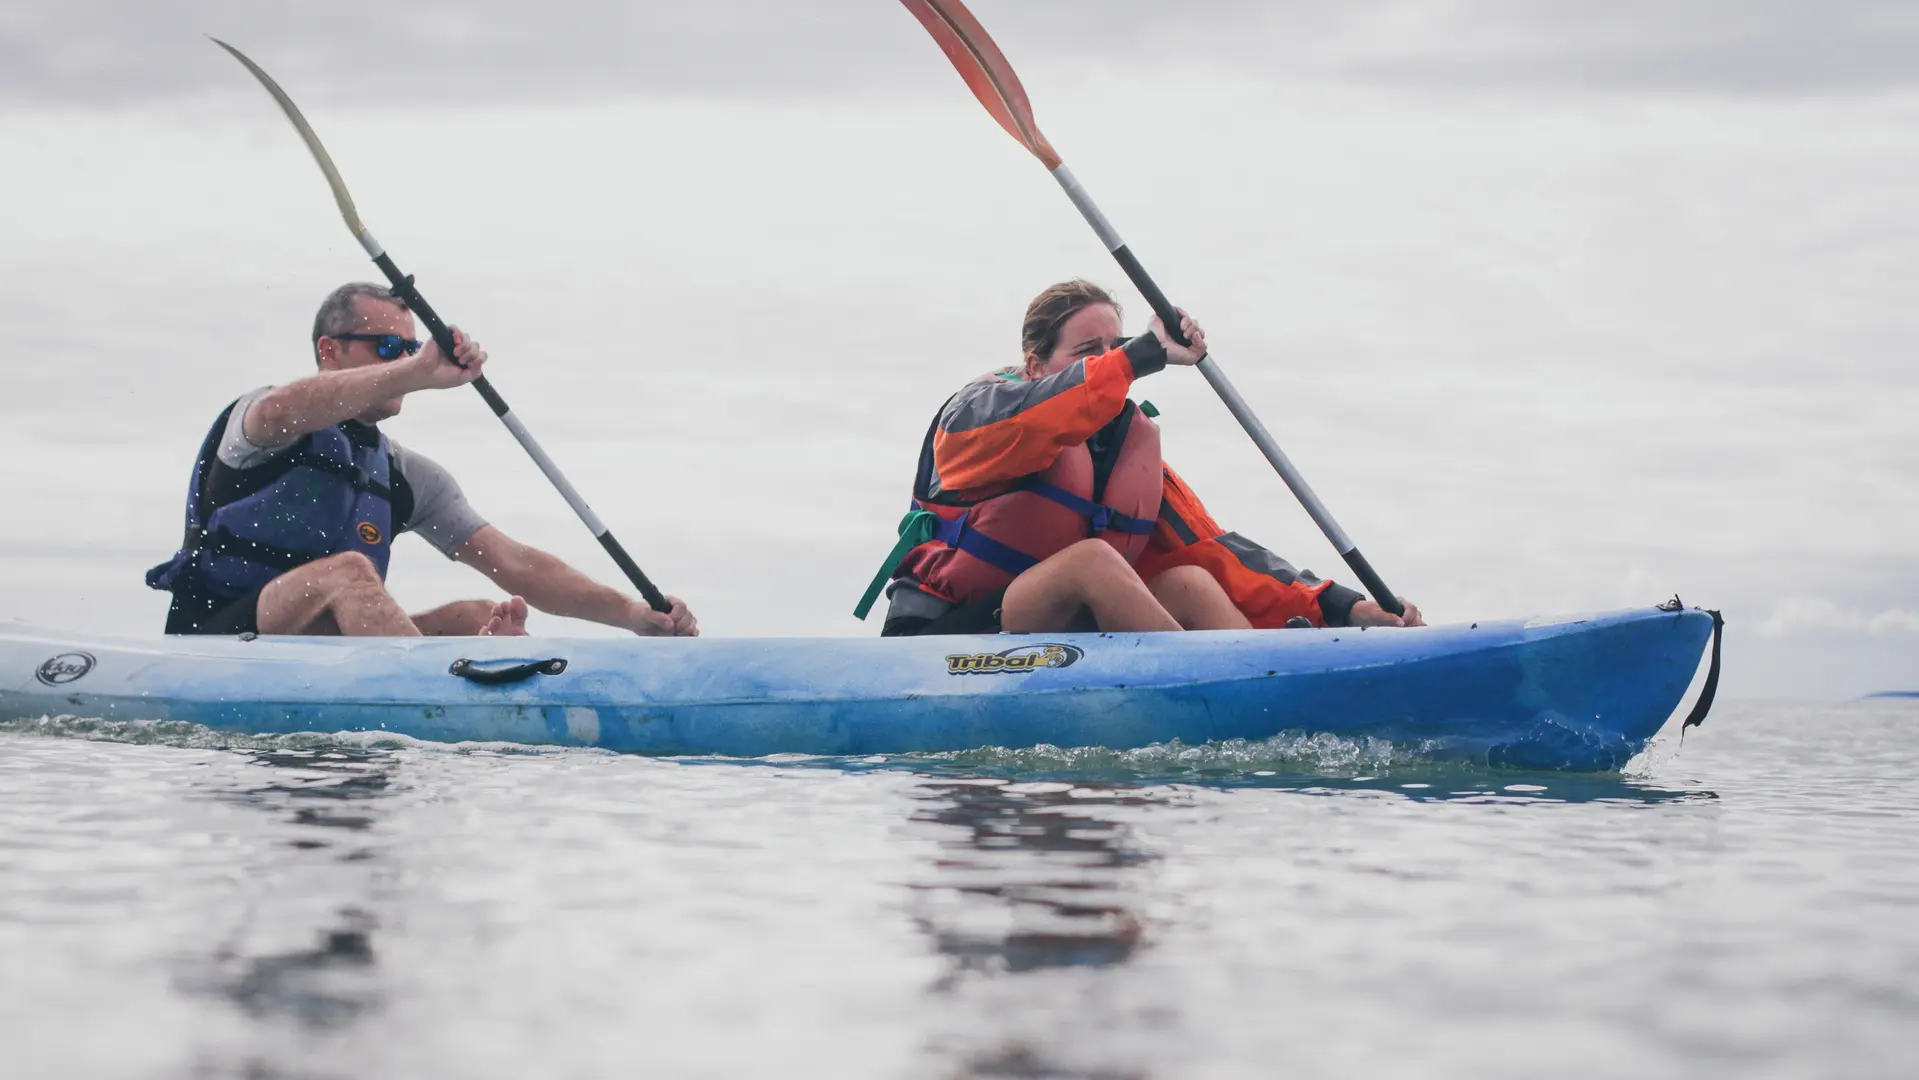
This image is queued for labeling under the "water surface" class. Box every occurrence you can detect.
[3,700,1914,1078]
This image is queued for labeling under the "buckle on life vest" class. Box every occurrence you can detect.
[1027,480,1157,537]
[931,509,971,550]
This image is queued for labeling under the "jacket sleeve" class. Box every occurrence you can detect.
[1135,464,1367,628]
[930,337,1166,492]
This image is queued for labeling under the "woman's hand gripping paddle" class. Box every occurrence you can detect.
[895,1,1407,616]
[209,39,671,613]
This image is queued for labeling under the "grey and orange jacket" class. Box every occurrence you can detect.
[877,334,1367,628]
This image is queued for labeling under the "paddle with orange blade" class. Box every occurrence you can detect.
[898,0,1407,617]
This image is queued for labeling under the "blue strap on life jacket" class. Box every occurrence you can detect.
[919,483,1154,582]
[1025,481,1158,536]
[930,508,1042,576]
[855,397,1157,620]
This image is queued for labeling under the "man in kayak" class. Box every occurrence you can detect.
[863,279,1421,635]
[146,282,697,639]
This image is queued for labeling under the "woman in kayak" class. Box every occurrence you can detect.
[863,279,1422,636]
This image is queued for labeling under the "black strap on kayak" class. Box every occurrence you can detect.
[448,657,567,685]
[1682,609,1725,730]
[1660,595,1724,731]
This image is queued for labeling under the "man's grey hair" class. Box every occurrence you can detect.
[311,282,409,364]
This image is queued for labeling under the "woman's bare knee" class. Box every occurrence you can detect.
[1148,564,1213,598]
[1148,565,1251,631]
[1062,537,1129,568]
[1058,539,1138,596]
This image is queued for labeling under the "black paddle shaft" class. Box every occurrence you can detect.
[1106,245,1405,617]
[368,253,673,614]
[370,254,509,413]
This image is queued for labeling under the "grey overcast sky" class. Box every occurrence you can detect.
[8,1,1919,106]
[1,1,1914,700]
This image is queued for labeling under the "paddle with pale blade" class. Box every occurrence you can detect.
[896,0,1406,616]
[209,39,670,613]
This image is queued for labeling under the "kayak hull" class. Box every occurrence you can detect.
[0,607,1715,771]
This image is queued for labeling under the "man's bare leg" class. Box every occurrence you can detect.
[1001,539,1183,633]
[256,552,419,636]
[1147,565,1254,631]
[407,597,531,637]
[478,597,528,637]
[411,600,498,636]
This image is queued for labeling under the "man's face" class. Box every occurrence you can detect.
[316,298,417,423]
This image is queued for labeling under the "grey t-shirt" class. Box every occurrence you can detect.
[220,386,489,557]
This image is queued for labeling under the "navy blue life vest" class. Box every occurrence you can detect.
[146,400,394,602]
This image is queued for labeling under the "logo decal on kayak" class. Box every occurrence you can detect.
[945,643,1083,675]
[357,521,383,544]
[35,652,95,686]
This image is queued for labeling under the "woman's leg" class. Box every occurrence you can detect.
[1001,539,1182,633]
[1147,565,1253,631]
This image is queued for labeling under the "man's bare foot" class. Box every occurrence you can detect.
[478,596,530,637]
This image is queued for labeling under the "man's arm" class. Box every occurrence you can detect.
[453,525,697,637]
[243,364,426,447]
[242,329,485,448]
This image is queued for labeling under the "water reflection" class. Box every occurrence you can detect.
[908,778,1168,1079]
[209,906,380,1031]
[184,748,399,1042]
[221,749,395,840]
[909,779,1159,977]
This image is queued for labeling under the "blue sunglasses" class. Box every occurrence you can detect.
[333,333,424,360]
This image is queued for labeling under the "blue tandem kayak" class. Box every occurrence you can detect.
[0,605,1719,771]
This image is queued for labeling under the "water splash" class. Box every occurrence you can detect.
[0,714,578,757]
[895,730,1420,780]
[3,712,1708,801]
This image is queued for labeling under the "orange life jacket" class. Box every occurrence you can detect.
[895,396,1163,606]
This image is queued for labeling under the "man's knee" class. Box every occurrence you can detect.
[318,551,381,582]
[282,552,385,600]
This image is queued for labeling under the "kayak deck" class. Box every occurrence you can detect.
[0,607,1717,771]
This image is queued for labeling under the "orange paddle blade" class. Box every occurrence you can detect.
[898,0,1062,169]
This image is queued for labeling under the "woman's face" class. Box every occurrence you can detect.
[1026,303,1121,379]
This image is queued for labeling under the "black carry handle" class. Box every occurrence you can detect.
[449,657,568,685]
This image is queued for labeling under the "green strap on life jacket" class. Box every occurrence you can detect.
[853,509,940,620]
